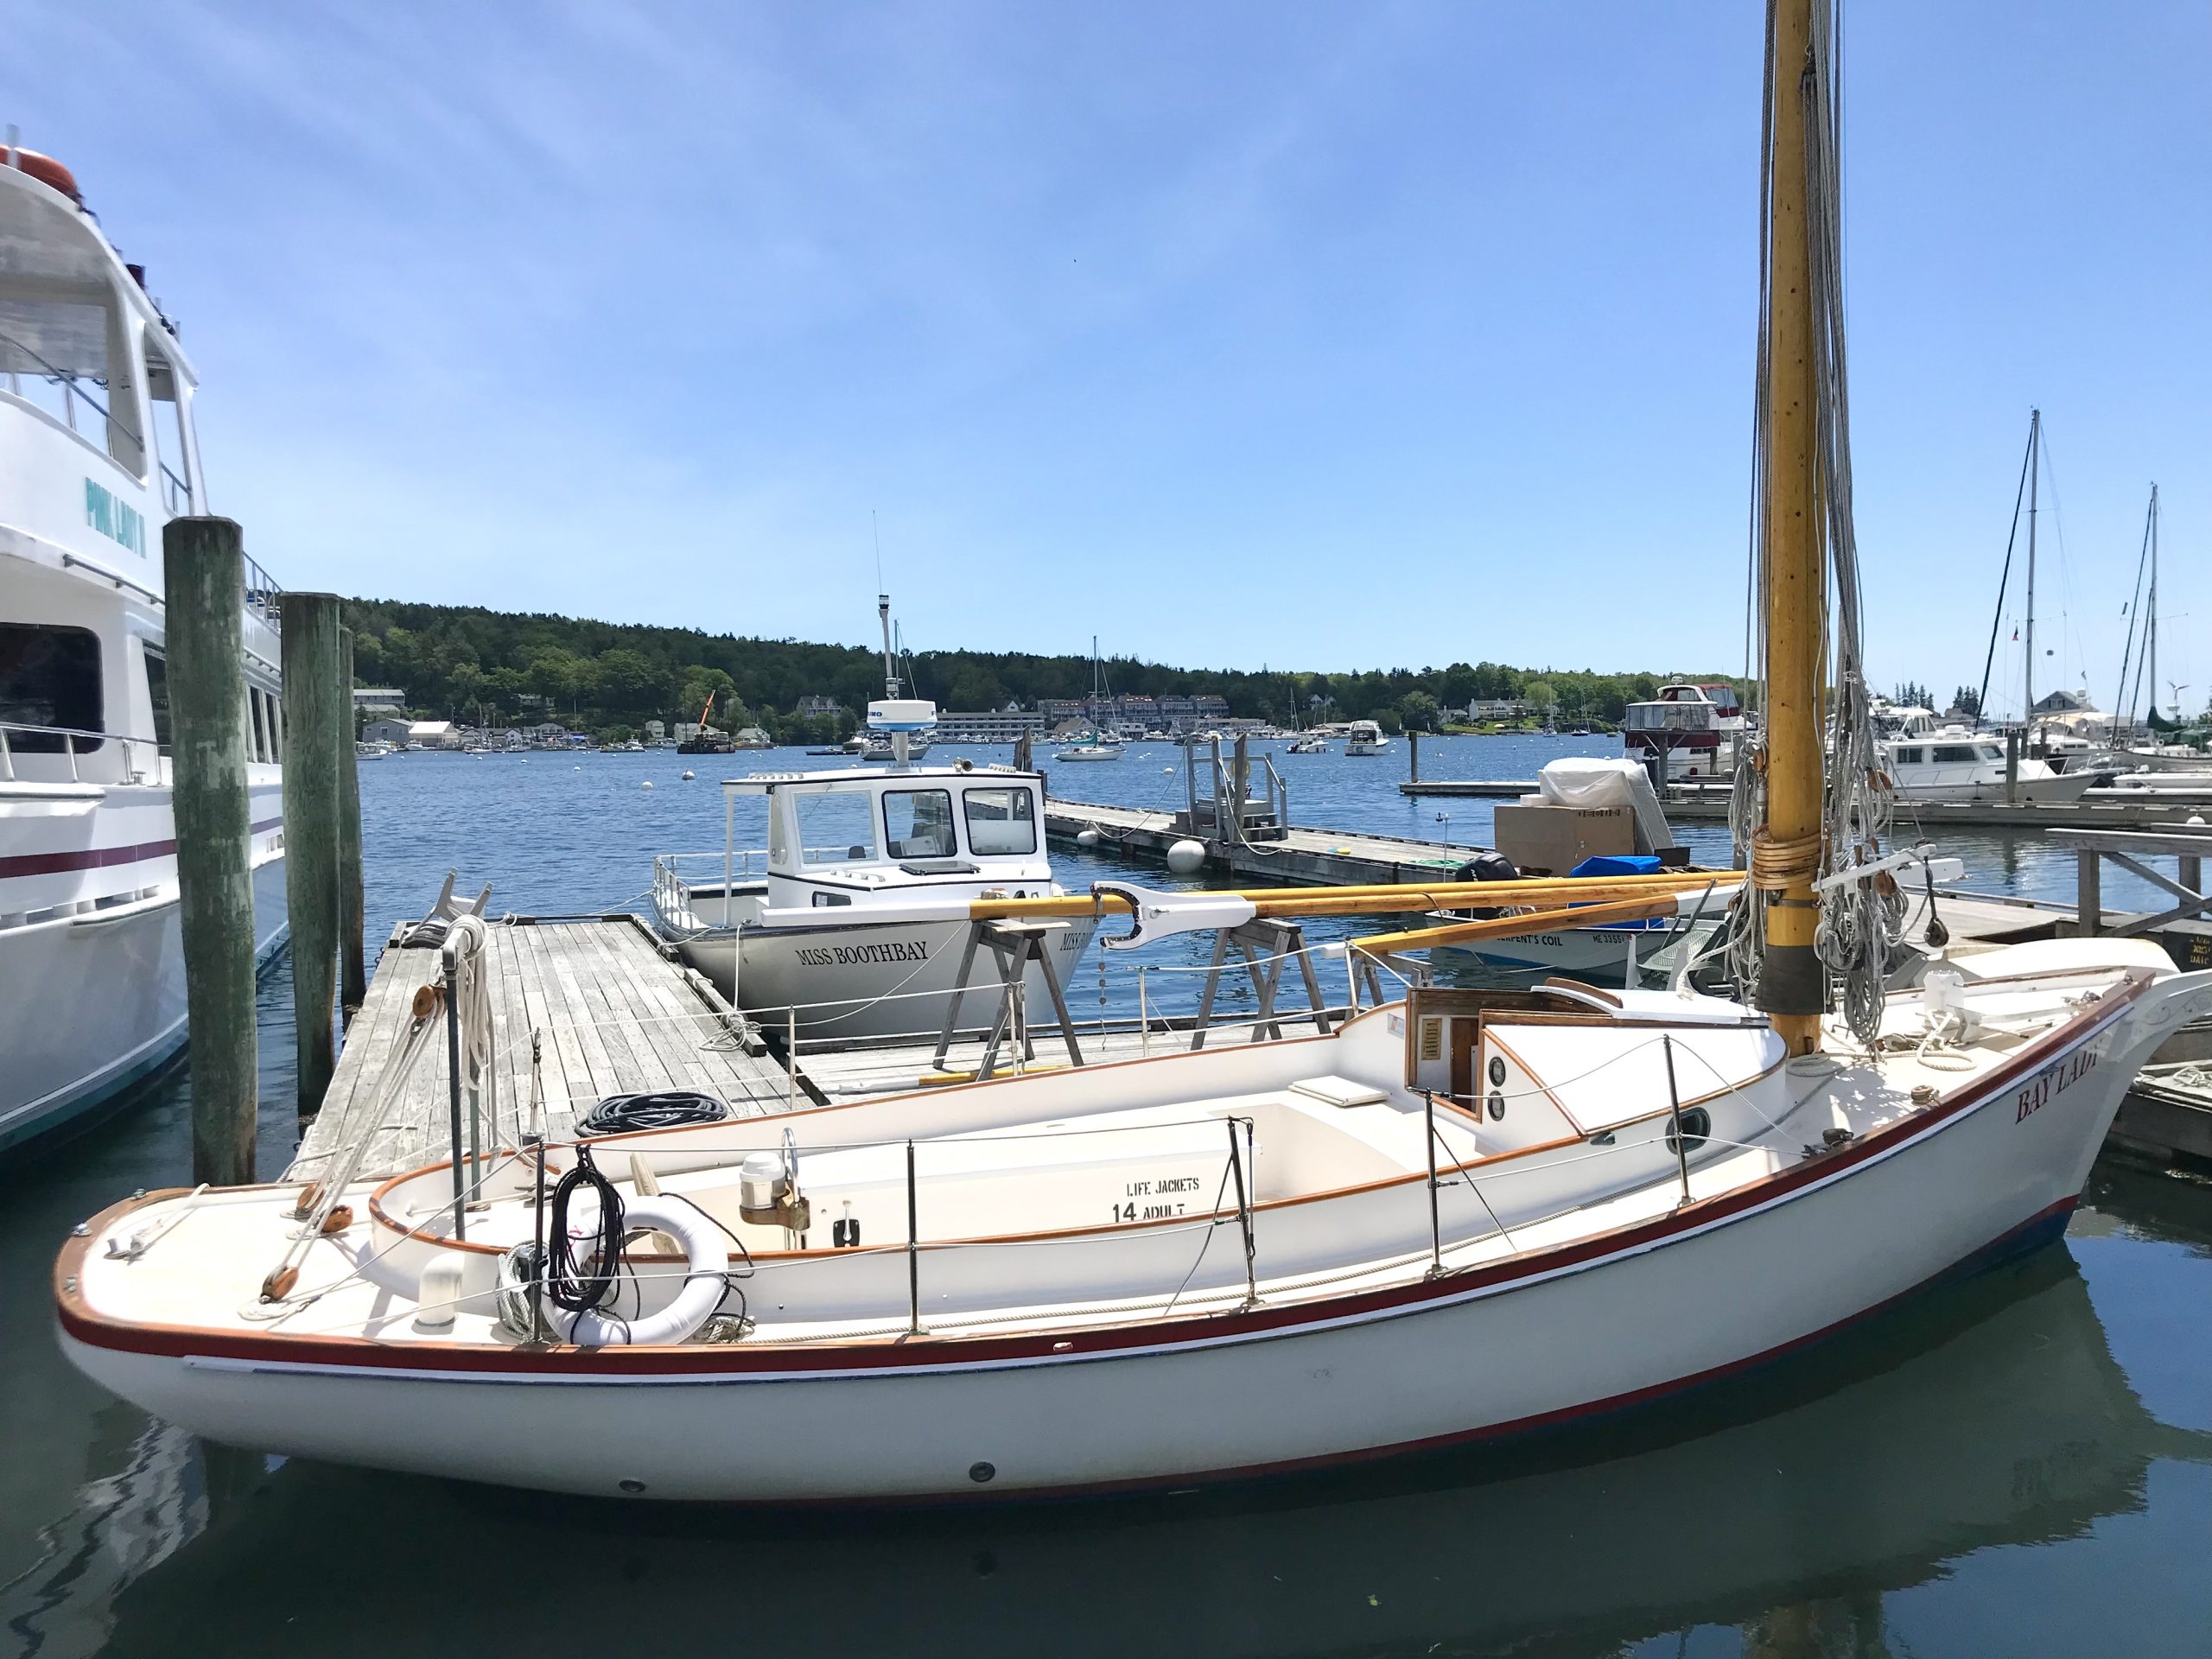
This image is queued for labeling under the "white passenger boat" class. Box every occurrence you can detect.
[55,0,2209,1506]
[1344,718,1389,755]
[1,146,286,1152]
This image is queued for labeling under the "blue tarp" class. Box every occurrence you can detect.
[1569,854,1662,877]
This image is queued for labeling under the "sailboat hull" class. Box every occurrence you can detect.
[58,978,2173,1502]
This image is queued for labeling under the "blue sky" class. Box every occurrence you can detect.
[12,2,2208,714]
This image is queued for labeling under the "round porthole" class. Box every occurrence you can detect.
[969,1460,996,1484]
[1487,1057,1507,1088]
[1487,1091,1506,1122]
[1666,1106,1712,1154]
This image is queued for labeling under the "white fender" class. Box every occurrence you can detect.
[540,1196,728,1347]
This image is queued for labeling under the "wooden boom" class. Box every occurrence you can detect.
[969,870,1732,924]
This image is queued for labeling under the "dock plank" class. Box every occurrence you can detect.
[286,916,793,1182]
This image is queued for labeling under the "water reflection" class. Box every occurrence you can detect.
[32,1242,2203,1659]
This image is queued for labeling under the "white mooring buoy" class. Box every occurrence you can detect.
[681,770,696,781]
[641,780,654,791]
[1166,838,1206,875]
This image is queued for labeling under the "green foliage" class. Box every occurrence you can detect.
[337,598,1730,735]
[1395,690,1440,733]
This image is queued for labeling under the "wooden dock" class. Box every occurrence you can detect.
[1046,799,1481,886]
[288,915,796,1181]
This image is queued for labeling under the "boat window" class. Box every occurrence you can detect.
[795,788,878,863]
[1665,1106,1712,1154]
[143,345,193,513]
[963,786,1037,855]
[0,286,144,472]
[249,686,271,763]
[0,623,103,752]
[1978,745,2004,761]
[143,645,171,754]
[1931,745,1980,764]
[884,788,957,860]
[1893,747,1923,765]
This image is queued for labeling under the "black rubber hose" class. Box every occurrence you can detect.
[544,1145,623,1314]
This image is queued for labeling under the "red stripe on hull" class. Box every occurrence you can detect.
[0,815,282,880]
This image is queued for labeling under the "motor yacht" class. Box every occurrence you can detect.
[1344,719,1389,755]
[1882,729,2095,804]
[0,146,286,1152]
[1623,683,1743,782]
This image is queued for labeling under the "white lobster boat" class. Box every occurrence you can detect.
[653,753,1098,1042]
[655,593,1097,1042]
[1,145,286,1152]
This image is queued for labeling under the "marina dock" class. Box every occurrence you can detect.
[1403,777,2212,828]
[289,915,796,1180]
[1046,798,1481,884]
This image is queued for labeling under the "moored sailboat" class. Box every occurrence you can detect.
[54,0,2212,1503]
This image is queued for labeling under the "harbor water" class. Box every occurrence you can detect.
[6,737,2210,1656]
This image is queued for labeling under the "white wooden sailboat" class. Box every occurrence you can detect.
[56,0,2212,1502]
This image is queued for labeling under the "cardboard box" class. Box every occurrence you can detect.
[1492,803,1637,876]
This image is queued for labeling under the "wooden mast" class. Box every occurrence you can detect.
[1757,0,1826,1055]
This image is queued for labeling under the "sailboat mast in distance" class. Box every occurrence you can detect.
[2024,408,2040,723]
[1753,0,1825,1055]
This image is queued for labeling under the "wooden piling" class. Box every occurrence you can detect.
[337,626,367,1023]
[280,591,346,1116]
[1408,729,1420,783]
[164,518,261,1185]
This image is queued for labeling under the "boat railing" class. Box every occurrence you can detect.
[0,719,161,785]
[653,849,770,923]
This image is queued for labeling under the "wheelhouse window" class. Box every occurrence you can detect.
[143,645,170,753]
[883,788,956,860]
[0,283,145,474]
[1931,744,1980,764]
[0,623,103,751]
[794,788,878,864]
[1894,747,1923,765]
[963,785,1037,855]
[143,344,193,513]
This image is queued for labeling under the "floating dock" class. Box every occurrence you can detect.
[1045,798,1478,885]
[1402,777,2212,828]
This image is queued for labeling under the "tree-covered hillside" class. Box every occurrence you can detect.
[340,596,1737,741]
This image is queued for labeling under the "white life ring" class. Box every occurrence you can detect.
[541,1195,728,1347]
